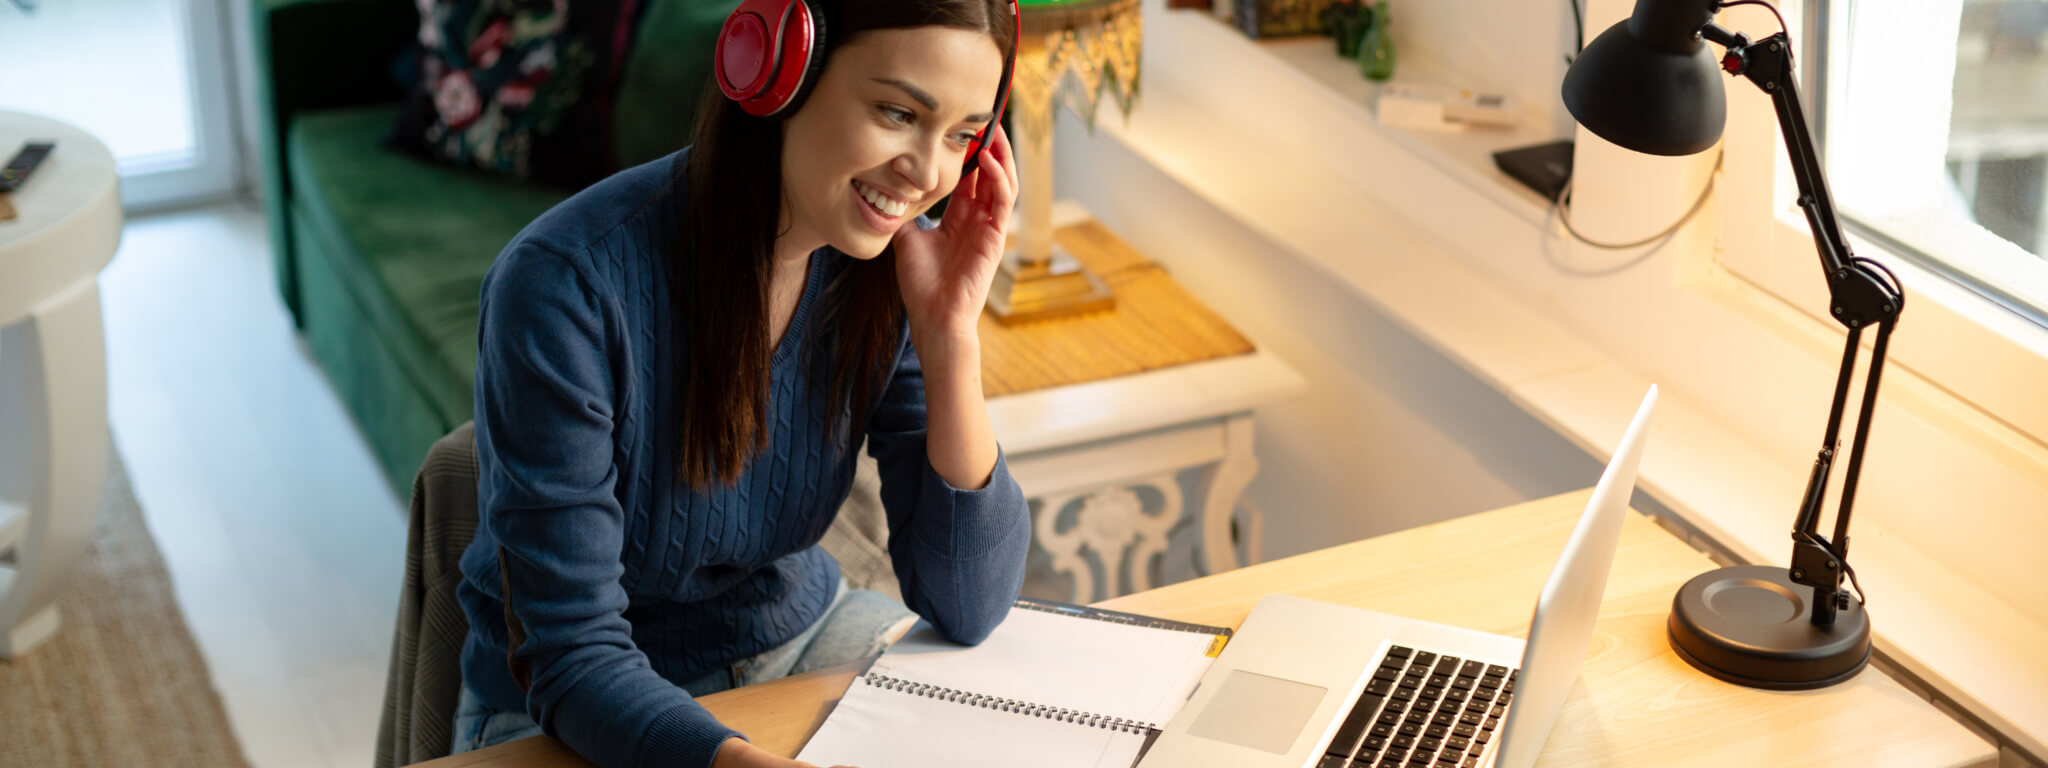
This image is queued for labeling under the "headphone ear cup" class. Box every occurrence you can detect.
[717,0,824,118]
[775,0,829,118]
[717,0,779,105]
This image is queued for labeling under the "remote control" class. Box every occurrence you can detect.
[0,141,56,193]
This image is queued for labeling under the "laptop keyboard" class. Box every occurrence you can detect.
[1317,645,1518,768]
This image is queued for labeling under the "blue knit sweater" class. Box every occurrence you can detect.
[455,147,1032,768]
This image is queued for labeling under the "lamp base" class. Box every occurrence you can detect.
[986,243,1116,325]
[1668,564,1870,690]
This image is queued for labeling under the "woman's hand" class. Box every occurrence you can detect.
[891,123,1019,340]
[712,736,858,768]
[889,124,1012,491]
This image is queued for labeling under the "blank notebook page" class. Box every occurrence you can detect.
[864,604,1221,725]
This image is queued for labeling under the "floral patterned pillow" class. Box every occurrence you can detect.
[386,0,641,189]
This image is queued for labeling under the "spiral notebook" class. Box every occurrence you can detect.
[795,598,1234,768]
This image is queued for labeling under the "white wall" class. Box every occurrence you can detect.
[1380,0,1585,139]
[1052,106,1613,560]
[1051,0,1603,557]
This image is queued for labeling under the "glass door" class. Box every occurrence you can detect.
[0,0,239,211]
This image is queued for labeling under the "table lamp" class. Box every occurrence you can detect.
[1563,0,1905,690]
[986,0,1142,324]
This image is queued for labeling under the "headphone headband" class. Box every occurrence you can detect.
[964,0,1021,178]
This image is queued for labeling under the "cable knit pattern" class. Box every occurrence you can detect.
[455,147,1032,768]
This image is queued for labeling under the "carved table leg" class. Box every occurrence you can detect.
[1033,473,1183,603]
[1194,415,1259,577]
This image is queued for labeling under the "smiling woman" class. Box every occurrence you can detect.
[687,0,1018,493]
[449,2,1030,768]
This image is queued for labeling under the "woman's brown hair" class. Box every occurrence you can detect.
[675,0,1017,489]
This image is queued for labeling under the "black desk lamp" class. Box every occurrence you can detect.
[1563,0,1905,690]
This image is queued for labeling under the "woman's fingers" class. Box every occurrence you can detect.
[984,129,1015,221]
[976,148,1002,235]
[992,144,1014,217]
[993,124,1018,193]
[981,145,1013,243]
[980,147,997,205]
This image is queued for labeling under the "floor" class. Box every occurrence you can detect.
[101,197,403,768]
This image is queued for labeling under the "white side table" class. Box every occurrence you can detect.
[0,111,123,658]
[992,350,1304,603]
[987,202,1308,604]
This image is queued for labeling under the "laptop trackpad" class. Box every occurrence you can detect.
[1186,669,1328,755]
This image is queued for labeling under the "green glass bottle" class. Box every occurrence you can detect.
[1358,0,1395,81]
[1336,2,1372,59]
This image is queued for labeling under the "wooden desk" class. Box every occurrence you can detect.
[414,490,1995,767]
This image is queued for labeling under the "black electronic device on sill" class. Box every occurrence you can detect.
[1491,139,1575,203]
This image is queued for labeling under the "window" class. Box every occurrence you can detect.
[1811,0,2048,324]
[0,0,239,210]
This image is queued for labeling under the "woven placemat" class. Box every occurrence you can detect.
[0,449,252,768]
[981,218,1254,398]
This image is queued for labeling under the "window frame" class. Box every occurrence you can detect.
[1818,0,2048,325]
[1714,0,2048,448]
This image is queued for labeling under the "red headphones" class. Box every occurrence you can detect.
[715,0,1019,177]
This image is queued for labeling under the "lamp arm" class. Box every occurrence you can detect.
[1705,28,1857,285]
[1710,25,1905,626]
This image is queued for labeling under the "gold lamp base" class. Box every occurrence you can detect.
[985,243,1116,325]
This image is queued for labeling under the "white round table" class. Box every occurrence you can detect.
[0,110,122,658]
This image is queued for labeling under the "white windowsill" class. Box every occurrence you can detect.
[1731,207,2048,450]
[1248,38,1567,231]
[1083,6,2046,761]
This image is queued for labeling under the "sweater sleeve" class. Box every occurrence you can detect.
[864,326,1033,646]
[474,243,742,768]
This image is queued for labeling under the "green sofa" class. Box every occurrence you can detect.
[251,0,737,495]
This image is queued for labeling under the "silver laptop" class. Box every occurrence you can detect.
[1139,385,1658,768]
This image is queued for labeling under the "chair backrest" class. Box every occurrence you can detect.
[374,421,902,765]
[826,445,902,602]
[376,422,479,768]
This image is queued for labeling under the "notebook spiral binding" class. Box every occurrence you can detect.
[861,674,1156,734]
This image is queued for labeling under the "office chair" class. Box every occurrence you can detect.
[373,422,902,765]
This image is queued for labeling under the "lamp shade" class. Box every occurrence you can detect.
[1563,17,1727,156]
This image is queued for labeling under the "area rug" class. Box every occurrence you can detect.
[0,448,252,767]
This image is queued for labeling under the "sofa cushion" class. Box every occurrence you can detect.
[289,103,569,427]
[385,0,643,189]
[611,0,733,170]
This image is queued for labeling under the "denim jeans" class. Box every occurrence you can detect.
[450,576,918,755]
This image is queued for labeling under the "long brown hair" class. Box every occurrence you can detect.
[676,0,1017,489]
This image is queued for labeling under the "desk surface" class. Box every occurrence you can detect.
[414,490,1995,768]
